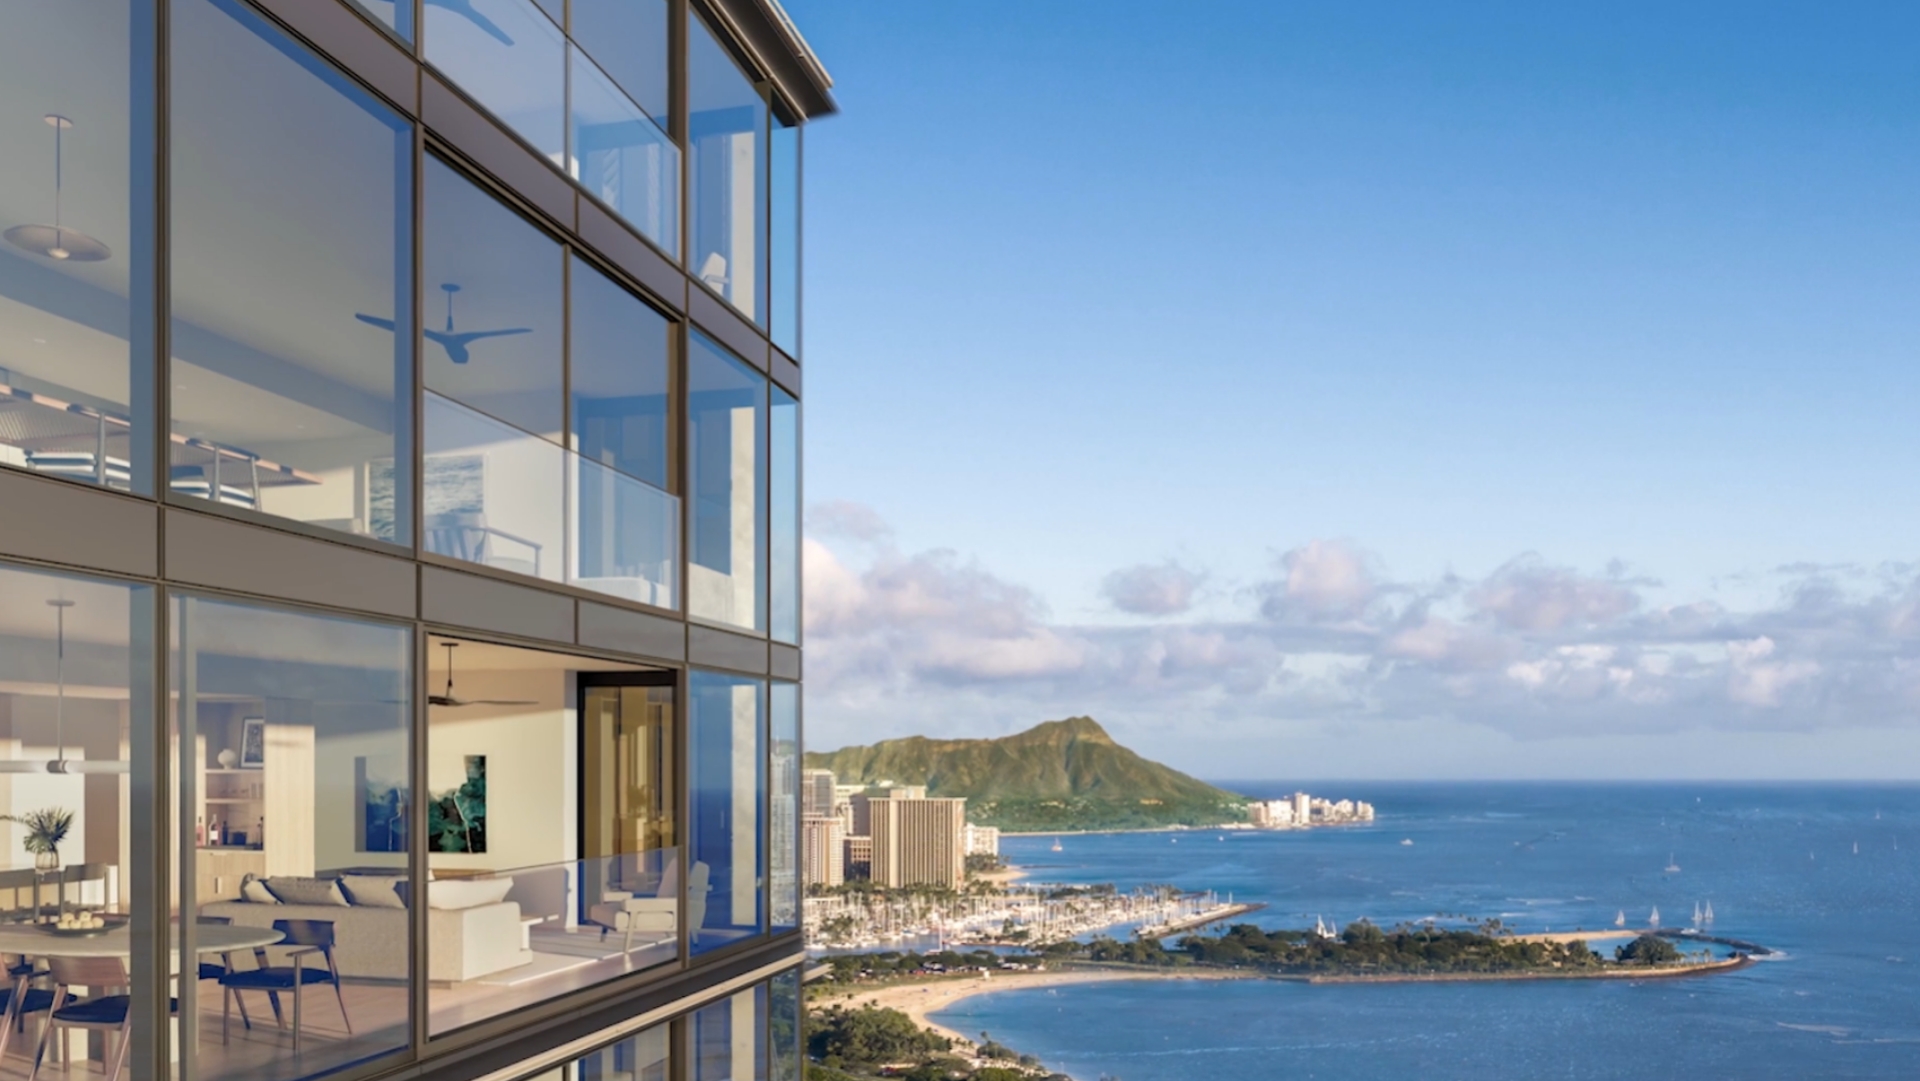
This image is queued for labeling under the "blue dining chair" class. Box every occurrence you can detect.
[218,918,352,1051]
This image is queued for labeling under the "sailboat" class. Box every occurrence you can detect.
[1050,837,1063,853]
[1854,841,1860,855]
[1664,853,1682,873]
[1692,902,1702,929]
[1615,910,1626,928]
[1649,906,1661,928]
[1703,901,1714,925]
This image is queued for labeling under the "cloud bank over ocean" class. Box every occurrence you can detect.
[803,503,1920,777]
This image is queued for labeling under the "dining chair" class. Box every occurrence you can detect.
[219,918,352,1051]
[56,863,111,916]
[0,951,53,1064]
[27,955,172,1081]
[195,916,252,1031]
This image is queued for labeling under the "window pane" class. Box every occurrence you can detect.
[425,0,565,166]
[575,1022,671,1081]
[770,120,800,355]
[571,454,679,607]
[426,640,677,1035]
[424,391,564,581]
[174,594,412,1081]
[0,564,151,1075]
[770,970,802,1081]
[687,334,767,632]
[693,985,768,1081]
[570,0,668,126]
[570,46,680,254]
[569,255,670,490]
[689,14,768,323]
[345,0,413,43]
[770,386,799,643]
[423,157,563,442]
[689,672,764,954]
[0,3,152,495]
[171,0,412,543]
[769,682,799,931]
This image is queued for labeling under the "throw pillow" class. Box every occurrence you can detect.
[240,875,278,904]
[264,876,350,907]
[427,876,514,910]
[341,874,407,909]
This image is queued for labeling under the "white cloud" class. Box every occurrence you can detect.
[1258,539,1383,623]
[1102,561,1203,616]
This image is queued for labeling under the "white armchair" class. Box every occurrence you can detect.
[588,859,709,953]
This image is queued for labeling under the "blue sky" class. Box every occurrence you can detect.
[783,1,1920,779]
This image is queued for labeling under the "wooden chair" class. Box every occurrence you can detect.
[56,863,111,915]
[218,918,352,1051]
[0,951,52,1065]
[27,955,170,1081]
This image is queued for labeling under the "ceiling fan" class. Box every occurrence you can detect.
[430,642,538,708]
[356,283,531,365]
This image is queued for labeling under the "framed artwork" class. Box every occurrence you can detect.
[357,757,410,853]
[427,755,487,854]
[240,718,267,769]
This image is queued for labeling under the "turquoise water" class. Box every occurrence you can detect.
[934,783,1920,1080]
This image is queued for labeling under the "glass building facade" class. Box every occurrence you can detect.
[0,1,826,1078]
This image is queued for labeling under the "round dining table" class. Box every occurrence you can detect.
[0,922,283,958]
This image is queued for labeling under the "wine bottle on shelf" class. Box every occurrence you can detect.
[209,818,221,847]
[256,817,265,848]
[196,815,205,848]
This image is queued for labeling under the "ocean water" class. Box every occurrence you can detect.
[933,783,1920,1080]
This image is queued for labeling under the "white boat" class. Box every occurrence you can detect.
[1050,837,1063,853]
[1692,902,1702,929]
[1664,853,1681,873]
[1649,906,1661,928]
[1400,838,1414,846]
[1704,901,1714,925]
[1854,842,1860,855]
[1615,910,1626,928]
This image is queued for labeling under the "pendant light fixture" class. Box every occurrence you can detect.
[0,598,128,775]
[4,114,112,263]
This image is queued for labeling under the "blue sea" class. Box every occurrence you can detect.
[932,783,1920,1080]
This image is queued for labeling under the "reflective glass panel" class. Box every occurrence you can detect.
[171,0,412,542]
[689,671,764,954]
[424,391,564,582]
[693,984,767,1081]
[346,0,413,43]
[426,640,676,1035]
[570,46,680,254]
[569,255,670,490]
[770,385,799,643]
[571,453,679,608]
[770,969,802,1081]
[0,564,152,1076]
[770,118,800,356]
[425,0,566,166]
[423,157,563,442]
[687,334,767,632]
[0,3,152,495]
[173,594,412,1081]
[689,14,767,323]
[574,1022,671,1080]
[769,682,799,931]
[570,0,669,126]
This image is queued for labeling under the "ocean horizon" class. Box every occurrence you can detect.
[933,780,1920,1080]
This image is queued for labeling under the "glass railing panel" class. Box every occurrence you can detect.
[424,0,566,167]
[427,849,682,1036]
[423,391,564,582]
[570,46,680,256]
[569,454,678,609]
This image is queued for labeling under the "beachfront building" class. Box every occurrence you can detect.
[844,835,874,880]
[1249,799,1298,828]
[0,1,830,1078]
[804,768,838,818]
[804,816,846,888]
[964,824,1001,858]
[871,797,969,889]
[1294,791,1314,823]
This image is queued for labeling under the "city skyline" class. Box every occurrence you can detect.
[788,0,1920,780]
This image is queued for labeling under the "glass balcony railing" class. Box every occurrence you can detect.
[427,848,684,1035]
[571,452,679,609]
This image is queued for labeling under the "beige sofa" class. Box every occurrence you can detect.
[203,898,531,983]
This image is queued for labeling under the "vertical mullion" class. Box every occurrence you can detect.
[410,625,430,1053]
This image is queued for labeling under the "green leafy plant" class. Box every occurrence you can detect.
[0,807,74,855]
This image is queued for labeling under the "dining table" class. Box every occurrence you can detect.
[0,921,284,960]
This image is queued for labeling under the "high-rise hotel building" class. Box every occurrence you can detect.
[0,1,829,1079]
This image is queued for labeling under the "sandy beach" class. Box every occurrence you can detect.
[818,968,1254,1042]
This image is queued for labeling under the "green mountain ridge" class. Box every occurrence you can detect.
[803,717,1247,832]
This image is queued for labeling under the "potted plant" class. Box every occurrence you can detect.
[1,807,74,870]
